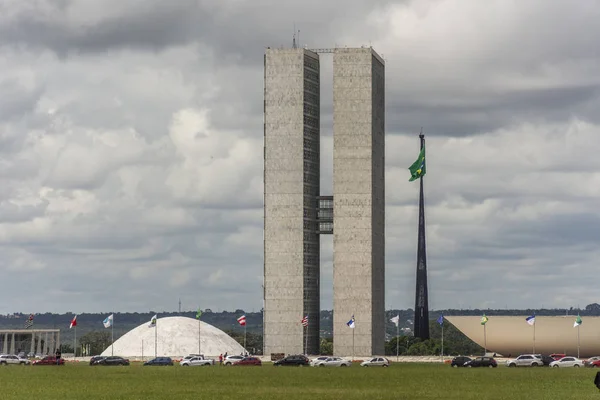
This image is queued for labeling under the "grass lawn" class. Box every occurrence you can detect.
[1,362,598,399]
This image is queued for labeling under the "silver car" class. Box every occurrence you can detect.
[310,356,329,367]
[360,357,390,367]
[505,354,543,367]
[549,356,584,368]
[0,355,30,365]
[318,357,352,367]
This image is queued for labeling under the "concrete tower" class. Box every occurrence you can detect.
[264,46,385,357]
[332,48,385,356]
[263,48,321,356]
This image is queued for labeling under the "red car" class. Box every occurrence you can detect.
[550,354,566,361]
[233,357,262,366]
[33,356,65,365]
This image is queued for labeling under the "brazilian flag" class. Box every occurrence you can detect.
[408,146,426,182]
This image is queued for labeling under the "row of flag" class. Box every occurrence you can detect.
[22,313,117,330]
[480,313,584,328]
[388,314,445,328]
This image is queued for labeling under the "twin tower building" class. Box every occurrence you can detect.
[263,46,386,356]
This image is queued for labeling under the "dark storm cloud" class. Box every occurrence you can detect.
[387,84,600,137]
[0,0,397,61]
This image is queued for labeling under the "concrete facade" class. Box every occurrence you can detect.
[332,48,385,356]
[264,46,385,357]
[263,48,320,356]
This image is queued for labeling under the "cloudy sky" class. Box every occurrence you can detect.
[1,0,598,314]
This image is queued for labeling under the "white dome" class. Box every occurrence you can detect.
[101,316,246,357]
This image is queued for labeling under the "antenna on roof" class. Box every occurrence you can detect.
[292,23,297,48]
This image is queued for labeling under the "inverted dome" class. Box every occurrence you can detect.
[101,316,246,357]
[447,316,600,358]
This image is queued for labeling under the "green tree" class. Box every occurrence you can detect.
[320,338,333,355]
[79,331,111,356]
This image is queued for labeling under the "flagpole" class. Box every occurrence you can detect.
[483,324,487,355]
[577,325,580,358]
[352,327,355,361]
[441,323,444,362]
[396,321,399,362]
[111,320,114,356]
[74,325,77,360]
[532,320,536,354]
[155,320,158,358]
[244,323,247,352]
[198,318,201,355]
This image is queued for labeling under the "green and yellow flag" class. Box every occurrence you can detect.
[196,308,202,319]
[408,146,426,182]
[481,314,488,325]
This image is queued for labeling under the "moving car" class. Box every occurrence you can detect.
[273,355,309,367]
[464,357,497,368]
[310,356,329,367]
[224,355,244,366]
[180,356,215,366]
[0,355,30,365]
[89,356,106,365]
[450,356,472,367]
[233,357,262,366]
[316,357,352,367]
[584,356,600,367]
[92,356,130,366]
[549,356,583,368]
[33,356,65,365]
[143,357,173,366]
[360,357,390,367]
[505,354,543,367]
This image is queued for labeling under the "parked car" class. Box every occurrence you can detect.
[450,356,472,367]
[549,353,566,361]
[464,357,497,368]
[92,356,129,366]
[273,355,309,367]
[316,357,352,367]
[549,356,583,368]
[233,357,262,366]
[180,356,215,366]
[224,355,244,366]
[32,356,65,365]
[360,357,390,367]
[143,357,173,366]
[506,354,543,367]
[0,355,30,365]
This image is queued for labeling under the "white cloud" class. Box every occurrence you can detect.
[0,0,598,314]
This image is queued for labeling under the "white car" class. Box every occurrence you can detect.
[317,357,352,367]
[179,356,214,366]
[0,355,30,365]
[549,356,584,368]
[360,357,390,367]
[310,356,329,366]
[505,354,543,367]
[224,355,244,366]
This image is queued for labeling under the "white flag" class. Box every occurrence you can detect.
[390,315,400,327]
[103,314,113,328]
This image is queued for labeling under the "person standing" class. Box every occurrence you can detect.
[55,348,62,365]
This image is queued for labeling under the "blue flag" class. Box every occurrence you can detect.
[437,314,444,326]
